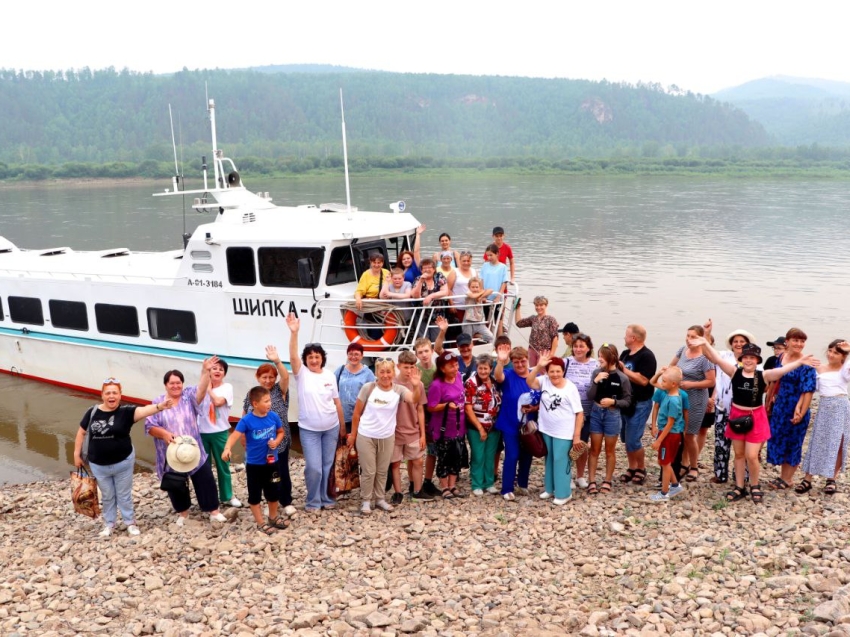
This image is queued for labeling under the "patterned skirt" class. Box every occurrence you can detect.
[801,396,850,478]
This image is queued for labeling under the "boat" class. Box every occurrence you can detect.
[0,99,517,418]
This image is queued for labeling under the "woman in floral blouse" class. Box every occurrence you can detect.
[464,354,502,496]
[515,295,560,367]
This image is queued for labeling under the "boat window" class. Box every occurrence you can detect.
[386,236,402,267]
[0,298,3,321]
[49,300,89,331]
[8,297,44,326]
[147,308,198,344]
[95,304,139,337]
[258,247,323,288]
[190,250,212,260]
[326,246,356,286]
[351,242,389,278]
[192,264,214,273]
[226,247,256,286]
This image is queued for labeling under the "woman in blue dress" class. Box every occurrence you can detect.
[767,327,818,489]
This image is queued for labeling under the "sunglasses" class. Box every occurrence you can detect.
[304,343,322,349]
[375,357,393,363]
[459,250,473,257]
[103,377,121,384]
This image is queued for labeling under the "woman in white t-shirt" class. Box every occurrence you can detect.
[347,359,422,514]
[526,353,584,505]
[286,313,345,512]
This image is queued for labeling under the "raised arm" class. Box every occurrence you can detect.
[195,355,218,404]
[285,314,302,375]
[434,316,449,355]
[690,335,737,378]
[413,224,425,265]
[763,354,819,383]
[265,345,290,394]
[494,343,510,383]
[132,398,173,422]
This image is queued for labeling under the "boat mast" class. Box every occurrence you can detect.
[208,98,221,189]
[340,89,352,214]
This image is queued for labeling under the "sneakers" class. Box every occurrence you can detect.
[209,512,227,522]
[176,515,186,527]
[230,462,245,473]
[539,491,553,500]
[390,492,404,506]
[576,477,590,489]
[323,503,338,510]
[503,492,516,501]
[472,489,485,496]
[283,505,297,516]
[668,483,685,498]
[225,497,243,508]
[360,502,372,515]
[127,524,140,536]
[649,491,670,502]
[571,480,576,491]
[422,480,440,497]
[553,496,572,506]
[411,490,435,502]
[375,500,394,512]
[514,487,529,496]
[408,481,414,495]
[98,526,112,537]
[486,486,500,495]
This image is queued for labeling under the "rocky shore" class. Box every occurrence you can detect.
[2,450,850,637]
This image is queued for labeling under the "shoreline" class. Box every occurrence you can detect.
[2,442,849,635]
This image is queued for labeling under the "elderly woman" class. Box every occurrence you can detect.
[75,379,173,537]
[767,327,819,490]
[526,353,584,505]
[427,351,468,498]
[464,354,502,496]
[412,258,449,341]
[334,342,376,432]
[669,325,716,482]
[798,340,850,495]
[494,344,534,501]
[286,313,345,511]
[145,356,228,525]
[354,251,390,311]
[704,320,755,484]
[242,345,295,517]
[514,295,560,368]
[694,337,817,503]
[347,359,422,514]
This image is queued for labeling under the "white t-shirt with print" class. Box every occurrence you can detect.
[537,377,583,440]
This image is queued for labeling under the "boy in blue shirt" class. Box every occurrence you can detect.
[649,367,686,502]
[223,386,288,534]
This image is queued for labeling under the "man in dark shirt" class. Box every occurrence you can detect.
[764,336,786,371]
[618,324,658,485]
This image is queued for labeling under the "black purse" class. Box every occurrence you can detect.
[435,405,469,470]
[728,414,754,435]
[160,469,190,492]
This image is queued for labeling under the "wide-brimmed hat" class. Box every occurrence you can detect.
[726,329,756,347]
[737,343,763,364]
[166,436,201,473]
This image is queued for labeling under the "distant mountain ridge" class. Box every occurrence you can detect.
[0,66,768,164]
[713,76,850,145]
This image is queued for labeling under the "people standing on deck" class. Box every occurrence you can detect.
[486,226,516,284]
[432,232,462,267]
[354,252,390,311]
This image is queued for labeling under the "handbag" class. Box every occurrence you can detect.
[728,413,754,435]
[70,467,101,519]
[160,469,190,492]
[569,440,588,461]
[81,404,98,464]
[435,405,469,470]
[519,415,548,458]
[329,439,361,497]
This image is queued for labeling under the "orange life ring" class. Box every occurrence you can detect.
[343,310,400,351]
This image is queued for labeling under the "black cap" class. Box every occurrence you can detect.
[561,322,580,335]
[492,226,505,235]
[766,336,786,347]
[456,333,473,346]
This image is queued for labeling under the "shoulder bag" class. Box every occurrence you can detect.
[519,413,547,458]
[80,404,98,464]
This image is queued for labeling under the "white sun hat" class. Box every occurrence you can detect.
[165,436,201,473]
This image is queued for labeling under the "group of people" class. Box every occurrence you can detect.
[71,224,849,534]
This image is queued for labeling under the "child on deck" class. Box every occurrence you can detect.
[461,277,494,344]
[380,267,414,321]
[222,386,288,534]
[649,367,686,502]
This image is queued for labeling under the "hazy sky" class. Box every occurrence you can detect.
[4,1,846,94]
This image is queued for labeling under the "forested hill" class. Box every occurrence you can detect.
[0,67,768,165]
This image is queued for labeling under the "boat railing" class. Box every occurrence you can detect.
[310,283,520,356]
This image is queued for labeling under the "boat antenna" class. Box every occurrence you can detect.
[169,104,191,248]
[169,104,180,182]
[340,89,352,214]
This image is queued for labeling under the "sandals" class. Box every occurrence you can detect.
[825,479,837,495]
[770,477,791,490]
[726,485,749,502]
[795,479,813,494]
[631,469,647,485]
[685,467,699,483]
[451,487,466,498]
[619,468,636,483]
[441,489,455,499]
[587,481,599,495]
[677,465,690,481]
[257,522,277,535]
[599,481,612,494]
[268,516,291,530]
[751,484,764,504]
[709,477,727,484]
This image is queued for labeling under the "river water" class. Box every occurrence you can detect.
[1,174,848,484]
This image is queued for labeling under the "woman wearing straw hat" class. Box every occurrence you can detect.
[75,379,174,537]
[145,356,228,525]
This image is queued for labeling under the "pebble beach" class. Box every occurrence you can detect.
[2,445,850,637]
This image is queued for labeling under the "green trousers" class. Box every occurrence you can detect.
[201,430,232,502]
[467,427,502,490]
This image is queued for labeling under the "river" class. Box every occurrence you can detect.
[1,174,848,483]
